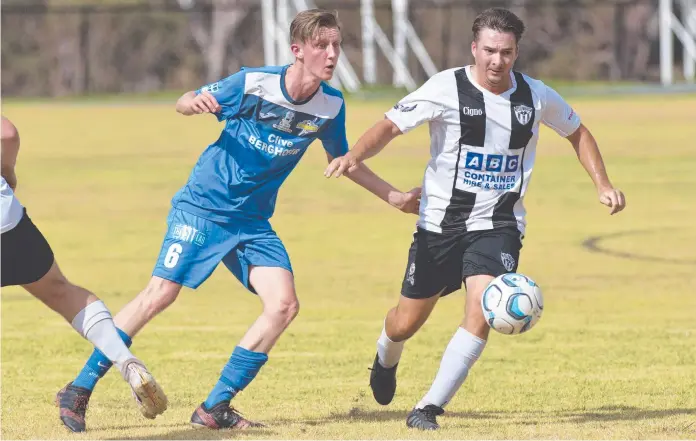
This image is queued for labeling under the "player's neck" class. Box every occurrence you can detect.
[284,64,322,102]
[470,66,512,95]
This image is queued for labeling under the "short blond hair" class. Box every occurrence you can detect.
[289,9,341,44]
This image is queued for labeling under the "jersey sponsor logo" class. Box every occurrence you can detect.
[464,152,519,172]
[248,134,301,156]
[258,111,278,120]
[171,223,206,246]
[514,104,533,125]
[296,119,319,136]
[568,109,575,120]
[393,103,418,112]
[462,152,520,190]
[462,106,483,116]
[500,252,516,271]
[200,82,220,93]
[273,110,295,133]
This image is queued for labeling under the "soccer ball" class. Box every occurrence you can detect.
[481,273,543,335]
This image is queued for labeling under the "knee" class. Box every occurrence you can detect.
[388,315,421,342]
[1,117,19,144]
[463,306,490,338]
[38,265,73,298]
[139,280,180,317]
[264,296,300,327]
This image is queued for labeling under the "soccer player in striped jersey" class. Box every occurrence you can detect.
[56,9,420,432]
[325,7,626,430]
[1,116,167,432]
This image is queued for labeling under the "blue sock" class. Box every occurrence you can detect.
[204,346,268,408]
[72,328,132,391]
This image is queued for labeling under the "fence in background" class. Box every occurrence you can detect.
[1,0,693,97]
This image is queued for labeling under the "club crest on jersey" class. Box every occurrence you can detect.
[296,119,319,136]
[514,104,533,125]
[500,252,516,271]
[273,110,295,133]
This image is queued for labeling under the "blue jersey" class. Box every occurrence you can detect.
[171,65,349,222]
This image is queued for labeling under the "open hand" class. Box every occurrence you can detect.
[324,153,359,178]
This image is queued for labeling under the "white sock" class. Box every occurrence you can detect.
[416,327,486,409]
[377,325,404,368]
[71,300,133,368]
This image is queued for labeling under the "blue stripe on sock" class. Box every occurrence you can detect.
[72,328,132,391]
[203,346,268,408]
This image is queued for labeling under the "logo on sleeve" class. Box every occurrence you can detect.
[201,82,220,93]
[393,103,418,112]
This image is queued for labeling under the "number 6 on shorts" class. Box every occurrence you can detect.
[164,243,183,268]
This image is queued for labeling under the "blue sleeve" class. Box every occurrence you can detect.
[196,70,245,122]
[319,103,349,158]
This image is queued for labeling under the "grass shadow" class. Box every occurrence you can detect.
[105,426,276,440]
[562,405,696,423]
[276,405,696,426]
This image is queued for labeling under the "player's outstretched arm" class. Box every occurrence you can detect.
[338,157,421,214]
[1,116,20,190]
[566,123,626,215]
[175,90,221,116]
[324,118,402,178]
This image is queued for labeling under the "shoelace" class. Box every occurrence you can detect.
[217,405,244,420]
[420,406,444,422]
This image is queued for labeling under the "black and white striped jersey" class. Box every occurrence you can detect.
[386,65,581,235]
[1,176,23,234]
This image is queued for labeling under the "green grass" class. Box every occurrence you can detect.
[2,94,696,439]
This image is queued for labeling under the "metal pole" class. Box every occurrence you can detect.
[361,0,377,84]
[262,0,277,66]
[277,0,291,65]
[660,0,673,85]
[79,7,91,94]
[392,0,408,86]
[683,0,696,82]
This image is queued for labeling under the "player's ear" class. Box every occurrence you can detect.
[471,41,476,59]
[291,42,303,60]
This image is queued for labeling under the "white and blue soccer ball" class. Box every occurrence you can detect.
[481,273,543,335]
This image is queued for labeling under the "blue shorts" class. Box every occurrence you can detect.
[152,208,292,291]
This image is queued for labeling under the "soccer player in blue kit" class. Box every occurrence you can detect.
[56,9,420,432]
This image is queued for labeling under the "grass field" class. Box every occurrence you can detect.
[2,93,695,440]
